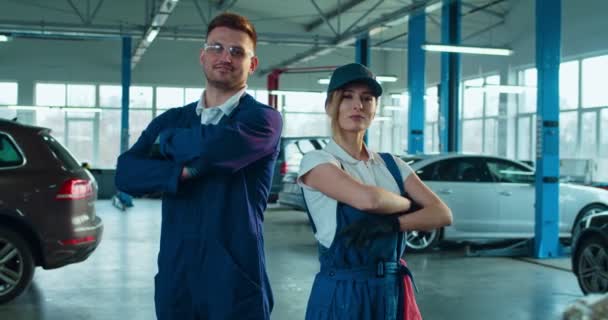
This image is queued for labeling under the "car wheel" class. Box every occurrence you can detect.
[574,235,608,294]
[0,226,35,304]
[573,204,608,238]
[406,228,441,253]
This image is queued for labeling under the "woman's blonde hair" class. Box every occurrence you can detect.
[325,89,344,141]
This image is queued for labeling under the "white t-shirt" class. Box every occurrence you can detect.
[297,139,413,248]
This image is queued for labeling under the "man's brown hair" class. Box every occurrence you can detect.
[206,12,258,49]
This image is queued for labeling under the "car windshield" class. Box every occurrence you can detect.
[42,134,81,171]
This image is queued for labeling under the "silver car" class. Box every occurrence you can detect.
[405,154,608,252]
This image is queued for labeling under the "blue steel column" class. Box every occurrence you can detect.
[120,36,131,153]
[408,11,425,154]
[355,35,370,67]
[355,35,370,144]
[439,0,461,152]
[534,0,562,258]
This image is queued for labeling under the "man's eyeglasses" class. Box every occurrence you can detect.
[203,43,254,59]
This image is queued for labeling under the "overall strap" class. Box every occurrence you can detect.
[378,152,408,257]
[378,153,405,196]
[301,187,317,234]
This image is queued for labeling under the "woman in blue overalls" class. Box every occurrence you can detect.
[298,63,453,320]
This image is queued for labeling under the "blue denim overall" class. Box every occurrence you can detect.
[304,153,416,320]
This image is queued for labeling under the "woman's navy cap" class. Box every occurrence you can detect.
[327,63,383,97]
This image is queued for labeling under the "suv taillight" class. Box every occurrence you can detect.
[56,179,94,200]
[280,162,288,175]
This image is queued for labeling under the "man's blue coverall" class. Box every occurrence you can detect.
[115,94,282,320]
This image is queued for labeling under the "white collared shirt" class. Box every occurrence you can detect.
[195,86,247,124]
[297,139,413,248]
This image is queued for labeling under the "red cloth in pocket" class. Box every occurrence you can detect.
[400,259,422,320]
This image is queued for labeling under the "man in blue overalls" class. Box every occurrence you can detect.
[115,12,282,320]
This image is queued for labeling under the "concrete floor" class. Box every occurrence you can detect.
[0,199,584,319]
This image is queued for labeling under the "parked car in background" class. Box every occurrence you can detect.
[270,136,328,203]
[572,210,608,294]
[0,119,103,304]
[403,154,608,252]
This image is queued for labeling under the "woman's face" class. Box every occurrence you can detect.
[337,83,377,134]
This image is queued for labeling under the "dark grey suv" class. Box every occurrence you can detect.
[0,119,103,304]
[274,136,328,209]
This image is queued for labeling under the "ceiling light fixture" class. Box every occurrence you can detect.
[145,28,160,43]
[421,43,513,56]
[376,76,398,82]
[383,106,403,111]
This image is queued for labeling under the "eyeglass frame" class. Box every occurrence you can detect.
[203,42,255,59]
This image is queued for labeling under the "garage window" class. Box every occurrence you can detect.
[0,133,24,168]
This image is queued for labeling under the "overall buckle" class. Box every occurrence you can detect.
[376,260,385,278]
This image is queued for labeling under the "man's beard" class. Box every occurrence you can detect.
[204,65,244,91]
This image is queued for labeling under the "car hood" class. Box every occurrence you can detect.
[561,183,608,203]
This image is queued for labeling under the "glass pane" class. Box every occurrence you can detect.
[559,111,578,158]
[580,112,597,158]
[0,108,16,120]
[462,119,482,153]
[36,109,66,144]
[486,75,500,85]
[156,87,184,109]
[99,109,121,168]
[254,90,269,106]
[129,110,153,147]
[283,113,329,137]
[599,109,608,181]
[517,116,531,160]
[424,123,434,153]
[601,109,608,158]
[185,88,202,104]
[484,118,497,155]
[0,134,24,166]
[0,82,18,105]
[486,159,534,184]
[559,60,579,110]
[282,92,325,113]
[67,84,96,107]
[66,120,93,164]
[425,86,438,122]
[521,68,537,113]
[36,83,65,106]
[463,78,484,118]
[99,85,122,108]
[130,86,153,108]
[582,55,608,108]
[485,90,499,117]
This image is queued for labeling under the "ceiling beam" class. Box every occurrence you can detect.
[304,0,366,32]
[0,20,336,46]
[261,0,442,75]
[310,0,339,36]
[192,0,208,25]
[462,0,506,19]
[66,0,88,24]
[131,0,180,70]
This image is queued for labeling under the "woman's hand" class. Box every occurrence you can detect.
[339,215,400,248]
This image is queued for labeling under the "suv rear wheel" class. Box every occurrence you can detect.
[0,226,35,303]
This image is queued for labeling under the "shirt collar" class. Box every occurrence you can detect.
[195,85,248,116]
[325,138,378,165]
